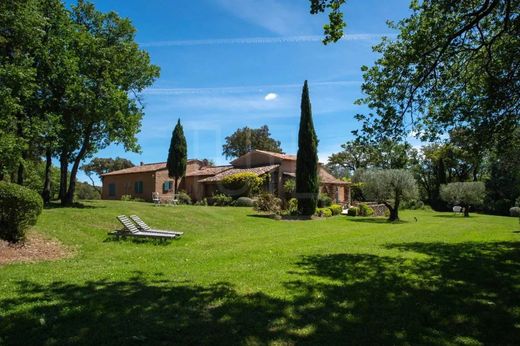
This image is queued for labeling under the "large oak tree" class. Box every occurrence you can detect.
[222,125,282,159]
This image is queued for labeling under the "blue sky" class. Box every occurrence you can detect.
[75,0,412,184]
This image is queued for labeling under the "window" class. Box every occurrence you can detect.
[163,180,173,193]
[134,181,143,194]
[108,183,116,197]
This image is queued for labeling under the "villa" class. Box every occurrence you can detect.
[101,149,351,204]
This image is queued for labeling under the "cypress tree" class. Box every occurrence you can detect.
[296,80,319,215]
[166,119,187,195]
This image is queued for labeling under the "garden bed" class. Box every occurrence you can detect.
[0,232,73,266]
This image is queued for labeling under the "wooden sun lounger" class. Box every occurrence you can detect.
[109,215,179,240]
[130,215,184,236]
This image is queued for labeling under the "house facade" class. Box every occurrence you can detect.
[101,150,351,204]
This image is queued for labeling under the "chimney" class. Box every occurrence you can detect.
[140,161,144,166]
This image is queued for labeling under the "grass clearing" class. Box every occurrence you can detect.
[1,200,519,344]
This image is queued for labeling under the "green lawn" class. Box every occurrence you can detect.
[1,201,519,345]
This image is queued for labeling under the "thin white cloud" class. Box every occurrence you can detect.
[215,0,310,36]
[264,93,278,101]
[139,34,393,47]
[143,80,361,96]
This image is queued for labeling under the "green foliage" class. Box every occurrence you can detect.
[327,139,416,178]
[296,81,319,216]
[0,0,46,177]
[485,129,520,215]
[309,0,347,44]
[351,1,519,147]
[119,194,143,202]
[509,207,520,218]
[360,169,418,221]
[222,125,283,159]
[120,195,133,201]
[317,195,332,208]
[288,198,299,215]
[329,204,342,216]
[194,198,208,206]
[315,207,333,217]
[81,157,134,189]
[20,160,62,199]
[0,181,43,243]
[74,182,100,200]
[211,194,233,207]
[167,119,188,193]
[347,207,359,217]
[283,179,296,197]
[358,203,374,217]
[176,191,192,205]
[234,197,255,207]
[253,193,282,214]
[440,182,485,217]
[400,199,425,210]
[221,172,263,198]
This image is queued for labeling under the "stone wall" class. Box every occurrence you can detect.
[352,201,388,217]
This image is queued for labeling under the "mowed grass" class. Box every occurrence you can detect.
[1,200,519,345]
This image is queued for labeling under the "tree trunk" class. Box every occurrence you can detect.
[64,129,91,205]
[472,165,479,182]
[42,148,52,204]
[463,203,470,217]
[86,173,101,194]
[59,151,68,203]
[17,161,24,185]
[16,122,25,185]
[174,176,178,195]
[383,202,399,222]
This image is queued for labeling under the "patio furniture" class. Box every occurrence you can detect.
[167,194,179,206]
[152,192,161,206]
[109,215,179,240]
[130,215,183,236]
[453,206,464,215]
[341,204,351,215]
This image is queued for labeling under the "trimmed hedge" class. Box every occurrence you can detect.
[347,207,359,217]
[316,207,332,217]
[221,172,263,197]
[254,193,281,214]
[288,198,298,215]
[510,207,520,217]
[211,194,233,206]
[358,203,375,217]
[317,195,332,208]
[234,197,255,207]
[0,182,43,243]
[177,191,192,205]
[329,204,342,216]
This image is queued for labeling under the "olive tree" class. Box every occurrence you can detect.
[360,169,418,221]
[440,182,485,217]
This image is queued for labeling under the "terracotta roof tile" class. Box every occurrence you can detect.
[101,162,167,176]
[319,167,349,185]
[186,166,232,177]
[199,164,279,183]
[101,159,206,177]
[254,149,296,160]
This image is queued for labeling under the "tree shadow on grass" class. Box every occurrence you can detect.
[102,236,175,246]
[44,202,103,210]
[0,276,289,345]
[1,242,518,345]
[347,217,409,224]
[291,241,520,345]
[432,214,476,218]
